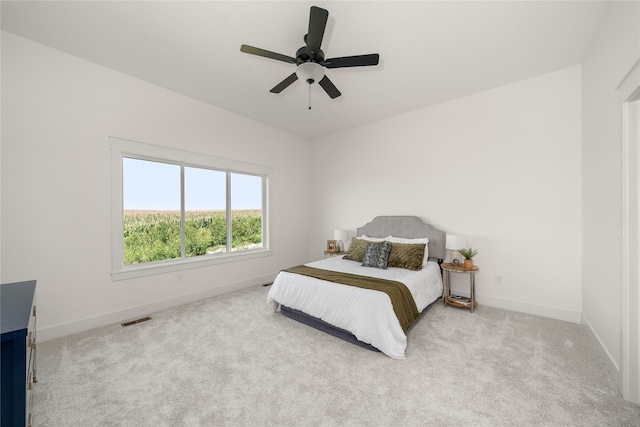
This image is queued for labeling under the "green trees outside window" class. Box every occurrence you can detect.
[123,210,262,265]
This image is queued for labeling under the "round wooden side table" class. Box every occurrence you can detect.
[441,263,479,313]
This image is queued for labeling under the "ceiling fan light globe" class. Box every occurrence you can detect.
[296,62,324,84]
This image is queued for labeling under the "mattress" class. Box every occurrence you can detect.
[267,256,443,359]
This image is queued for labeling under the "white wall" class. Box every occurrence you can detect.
[581,1,640,392]
[0,32,312,340]
[310,66,583,323]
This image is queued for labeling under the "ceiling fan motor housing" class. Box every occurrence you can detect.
[296,46,325,63]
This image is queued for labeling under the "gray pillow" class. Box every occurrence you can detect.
[362,241,392,269]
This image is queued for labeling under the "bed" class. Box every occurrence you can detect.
[267,216,445,359]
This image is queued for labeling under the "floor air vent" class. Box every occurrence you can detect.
[121,316,152,327]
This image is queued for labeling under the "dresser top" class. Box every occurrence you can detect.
[1,280,36,336]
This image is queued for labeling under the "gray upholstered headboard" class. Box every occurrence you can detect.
[356,216,446,261]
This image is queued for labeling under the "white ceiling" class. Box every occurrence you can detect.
[1,1,607,140]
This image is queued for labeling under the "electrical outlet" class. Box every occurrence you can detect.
[495,274,503,285]
[176,273,183,284]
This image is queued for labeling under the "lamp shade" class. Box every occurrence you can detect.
[334,229,348,242]
[445,234,467,250]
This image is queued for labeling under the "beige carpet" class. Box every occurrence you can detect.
[32,285,640,426]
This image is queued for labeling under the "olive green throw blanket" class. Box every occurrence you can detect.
[282,265,420,333]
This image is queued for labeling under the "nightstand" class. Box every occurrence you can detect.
[324,251,346,257]
[441,263,479,312]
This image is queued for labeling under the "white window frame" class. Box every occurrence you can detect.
[110,137,271,281]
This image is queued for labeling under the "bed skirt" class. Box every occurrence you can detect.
[280,298,437,354]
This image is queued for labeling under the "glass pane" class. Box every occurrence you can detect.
[123,158,180,265]
[185,167,227,256]
[230,173,263,251]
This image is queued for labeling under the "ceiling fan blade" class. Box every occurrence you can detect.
[318,76,341,99]
[322,54,380,69]
[270,73,299,93]
[306,6,328,59]
[240,44,298,64]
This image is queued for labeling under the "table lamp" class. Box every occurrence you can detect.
[445,234,467,265]
[334,229,348,252]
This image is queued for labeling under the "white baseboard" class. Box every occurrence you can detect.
[581,313,622,392]
[478,293,582,324]
[38,273,277,342]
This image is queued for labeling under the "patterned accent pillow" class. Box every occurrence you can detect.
[386,236,430,267]
[387,243,426,271]
[361,241,392,269]
[343,238,382,262]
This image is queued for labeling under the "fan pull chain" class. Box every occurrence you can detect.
[308,83,312,110]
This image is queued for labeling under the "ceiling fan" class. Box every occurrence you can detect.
[240,6,380,100]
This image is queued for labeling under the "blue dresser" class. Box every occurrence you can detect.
[1,280,37,427]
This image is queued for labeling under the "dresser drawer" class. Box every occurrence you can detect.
[27,305,37,381]
[26,350,34,427]
[26,304,36,427]
[28,305,36,345]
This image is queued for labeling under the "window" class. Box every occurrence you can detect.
[111,137,270,280]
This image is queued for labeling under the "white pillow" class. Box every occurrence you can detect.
[386,236,430,267]
[361,235,392,242]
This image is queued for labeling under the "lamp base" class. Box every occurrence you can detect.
[450,251,464,265]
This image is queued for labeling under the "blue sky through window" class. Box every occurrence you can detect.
[123,157,262,210]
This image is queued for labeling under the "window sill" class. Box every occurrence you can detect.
[111,249,273,281]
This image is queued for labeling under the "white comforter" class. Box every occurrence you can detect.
[266,256,443,359]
